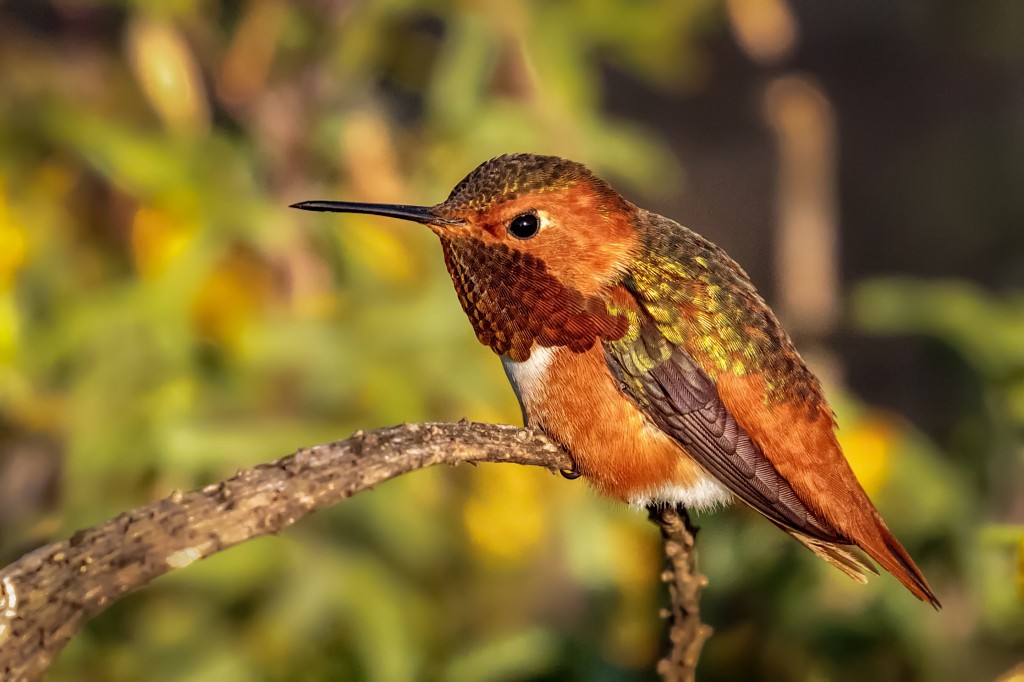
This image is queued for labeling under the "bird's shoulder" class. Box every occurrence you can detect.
[611,211,825,412]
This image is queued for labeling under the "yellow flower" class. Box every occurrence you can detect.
[191,248,277,348]
[0,181,26,292]
[0,180,26,362]
[0,295,20,365]
[463,466,547,564]
[131,205,196,277]
[838,414,896,497]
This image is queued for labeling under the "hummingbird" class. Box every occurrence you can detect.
[292,153,939,607]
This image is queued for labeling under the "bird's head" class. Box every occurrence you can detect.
[292,153,637,360]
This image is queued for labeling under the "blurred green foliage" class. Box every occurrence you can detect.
[853,279,1024,639]
[0,1,1020,681]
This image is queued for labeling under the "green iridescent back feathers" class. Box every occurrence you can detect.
[614,212,827,412]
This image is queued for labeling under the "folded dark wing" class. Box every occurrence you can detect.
[604,316,841,541]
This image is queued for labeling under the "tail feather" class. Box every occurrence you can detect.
[783,528,877,584]
[857,521,941,609]
[708,372,940,608]
[785,517,941,609]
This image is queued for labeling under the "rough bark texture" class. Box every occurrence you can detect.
[0,421,708,681]
[650,504,713,682]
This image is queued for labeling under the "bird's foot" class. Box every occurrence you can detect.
[559,457,582,480]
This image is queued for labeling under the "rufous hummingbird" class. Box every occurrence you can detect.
[292,153,939,607]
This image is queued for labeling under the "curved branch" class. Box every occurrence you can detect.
[0,421,707,681]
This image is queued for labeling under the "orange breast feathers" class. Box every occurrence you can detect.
[503,342,731,508]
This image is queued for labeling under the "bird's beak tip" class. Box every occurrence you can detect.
[287,199,459,227]
[289,201,325,212]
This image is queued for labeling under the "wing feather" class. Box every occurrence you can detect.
[604,311,841,541]
[600,214,938,604]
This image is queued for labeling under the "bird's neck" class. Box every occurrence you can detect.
[440,236,628,362]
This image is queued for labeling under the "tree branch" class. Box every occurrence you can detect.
[649,505,713,682]
[0,421,708,681]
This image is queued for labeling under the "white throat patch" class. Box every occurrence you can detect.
[502,346,555,399]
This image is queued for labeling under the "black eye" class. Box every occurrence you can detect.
[508,213,540,239]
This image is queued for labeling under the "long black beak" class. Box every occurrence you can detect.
[289,200,462,227]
